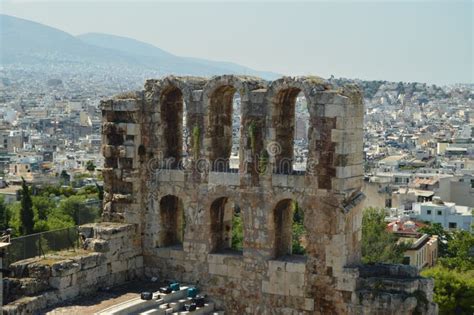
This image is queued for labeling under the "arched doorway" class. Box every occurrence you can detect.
[159,195,184,247]
[208,86,241,172]
[273,199,306,258]
[160,86,184,169]
[272,88,308,174]
[210,197,242,253]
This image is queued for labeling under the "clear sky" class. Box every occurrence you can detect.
[1,0,472,85]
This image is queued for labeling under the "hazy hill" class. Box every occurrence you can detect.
[0,14,278,79]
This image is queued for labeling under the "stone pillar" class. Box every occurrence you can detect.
[100,96,142,226]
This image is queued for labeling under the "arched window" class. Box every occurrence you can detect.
[210,197,242,253]
[272,89,308,174]
[209,86,240,172]
[160,87,184,169]
[273,199,306,258]
[159,195,184,247]
[294,92,308,173]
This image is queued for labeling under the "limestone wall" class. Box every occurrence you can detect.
[2,223,142,314]
[98,75,436,314]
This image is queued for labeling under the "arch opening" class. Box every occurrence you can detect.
[160,86,184,169]
[294,92,308,172]
[273,199,306,258]
[210,197,243,253]
[209,86,240,172]
[272,88,308,174]
[158,195,184,247]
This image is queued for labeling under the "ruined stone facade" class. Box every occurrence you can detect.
[3,223,142,314]
[99,75,436,314]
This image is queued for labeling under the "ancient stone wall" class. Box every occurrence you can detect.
[99,75,436,314]
[2,223,142,314]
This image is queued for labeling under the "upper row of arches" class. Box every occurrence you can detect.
[149,75,333,174]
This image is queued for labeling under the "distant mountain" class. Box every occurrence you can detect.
[0,14,278,79]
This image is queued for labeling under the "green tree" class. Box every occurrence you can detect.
[47,212,75,230]
[19,178,34,235]
[419,222,452,257]
[421,266,474,315]
[0,195,9,231]
[58,195,99,225]
[32,196,55,221]
[292,201,306,255]
[231,212,243,251]
[361,207,409,264]
[85,160,96,172]
[7,202,21,236]
[31,196,56,232]
[439,230,474,272]
[59,170,70,185]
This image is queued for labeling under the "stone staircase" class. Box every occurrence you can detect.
[96,285,224,315]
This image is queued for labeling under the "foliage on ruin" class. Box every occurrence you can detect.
[292,201,306,255]
[231,212,243,251]
[192,124,201,160]
[258,149,269,175]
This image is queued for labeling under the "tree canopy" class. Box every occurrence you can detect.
[361,207,409,264]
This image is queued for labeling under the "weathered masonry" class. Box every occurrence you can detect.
[100,75,436,314]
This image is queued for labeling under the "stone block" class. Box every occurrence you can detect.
[170,170,185,182]
[158,170,171,182]
[268,260,286,272]
[285,262,306,274]
[49,275,72,289]
[136,256,144,269]
[169,248,185,260]
[269,270,286,284]
[208,253,226,265]
[50,260,80,277]
[331,94,350,105]
[126,123,138,135]
[250,90,266,103]
[155,247,171,258]
[286,272,305,286]
[59,285,80,301]
[96,263,108,278]
[112,99,137,111]
[192,90,203,101]
[325,104,345,117]
[272,174,288,187]
[262,280,274,294]
[125,145,135,158]
[78,225,95,238]
[227,265,242,278]
[288,284,304,297]
[77,252,101,270]
[111,260,128,274]
[209,263,228,276]
[87,239,109,253]
[303,298,315,311]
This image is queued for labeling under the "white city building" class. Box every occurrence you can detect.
[411,197,472,231]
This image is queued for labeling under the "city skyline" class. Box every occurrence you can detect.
[1,0,472,85]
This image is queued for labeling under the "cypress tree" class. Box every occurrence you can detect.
[0,196,8,231]
[20,178,34,235]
